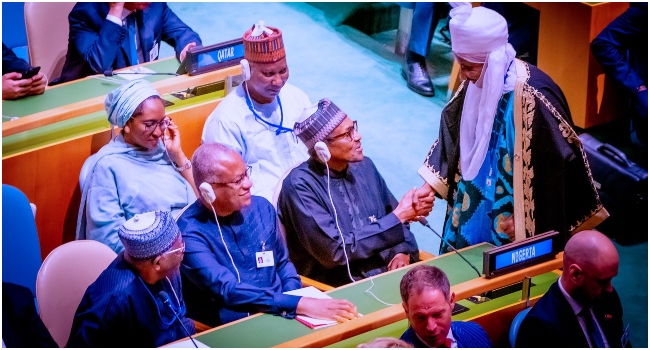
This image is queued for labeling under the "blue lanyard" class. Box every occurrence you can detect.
[243,85,293,135]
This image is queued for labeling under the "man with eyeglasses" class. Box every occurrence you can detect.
[277,99,434,287]
[177,143,360,327]
[68,211,195,347]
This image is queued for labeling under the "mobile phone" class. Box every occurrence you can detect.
[22,66,41,79]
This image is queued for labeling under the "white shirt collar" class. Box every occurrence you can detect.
[415,326,457,348]
[557,276,584,315]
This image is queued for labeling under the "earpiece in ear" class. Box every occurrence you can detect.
[199,182,216,203]
[314,141,331,163]
[240,59,251,81]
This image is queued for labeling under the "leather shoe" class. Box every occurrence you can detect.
[401,62,435,97]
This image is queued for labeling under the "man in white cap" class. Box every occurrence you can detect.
[415,3,608,254]
[201,21,312,202]
[278,99,433,287]
[68,211,194,347]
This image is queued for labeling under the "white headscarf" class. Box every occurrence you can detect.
[449,3,517,180]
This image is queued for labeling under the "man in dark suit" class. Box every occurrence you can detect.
[399,265,492,348]
[55,2,201,84]
[516,230,628,347]
[2,282,58,347]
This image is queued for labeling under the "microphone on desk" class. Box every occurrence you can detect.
[158,291,198,348]
[103,69,179,77]
[417,217,482,278]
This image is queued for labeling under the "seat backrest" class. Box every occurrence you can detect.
[36,240,117,347]
[2,184,43,295]
[24,2,75,80]
[509,307,532,347]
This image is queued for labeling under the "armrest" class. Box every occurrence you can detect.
[192,318,212,333]
[300,275,334,292]
[419,249,436,261]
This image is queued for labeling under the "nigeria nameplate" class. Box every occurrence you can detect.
[483,231,561,278]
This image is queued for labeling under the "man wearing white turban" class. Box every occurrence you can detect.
[76,79,198,253]
[416,3,608,253]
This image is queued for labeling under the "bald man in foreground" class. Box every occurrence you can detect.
[516,230,629,347]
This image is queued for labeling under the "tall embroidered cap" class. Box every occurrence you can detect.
[118,211,180,260]
[243,21,286,63]
[294,98,347,150]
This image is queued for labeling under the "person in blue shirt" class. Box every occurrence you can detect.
[177,142,359,327]
[399,265,492,348]
[67,211,194,348]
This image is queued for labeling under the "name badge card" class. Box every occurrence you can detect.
[256,251,274,268]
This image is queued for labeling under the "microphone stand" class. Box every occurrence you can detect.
[159,291,198,348]
[418,218,482,278]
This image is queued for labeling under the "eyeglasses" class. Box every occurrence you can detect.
[162,242,185,256]
[142,116,171,133]
[326,120,358,142]
[209,166,253,188]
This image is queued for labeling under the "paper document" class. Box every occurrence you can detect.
[284,286,362,329]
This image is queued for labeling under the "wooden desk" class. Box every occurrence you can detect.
[525,2,629,128]
[329,271,560,348]
[2,59,240,258]
[172,245,562,348]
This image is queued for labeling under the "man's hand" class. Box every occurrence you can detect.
[180,42,197,62]
[387,253,410,270]
[28,72,47,96]
[393,188,418,223]
[2,72,32,100]
[413,182,435,217]
[296,297,359,323]
[498,215,515,241]
[108,2,125,17]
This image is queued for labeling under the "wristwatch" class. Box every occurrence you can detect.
[173,158,192,172]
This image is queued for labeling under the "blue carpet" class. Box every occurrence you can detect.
[166,3,647,346]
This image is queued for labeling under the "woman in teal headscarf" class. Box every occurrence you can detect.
[76,79,198,253]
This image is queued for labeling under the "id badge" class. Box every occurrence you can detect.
[150,42,159,61]
[256,251,274,268]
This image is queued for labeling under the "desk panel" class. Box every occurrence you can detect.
[2,58,240,136]
[328,271,560,348]
[184,246,562,348]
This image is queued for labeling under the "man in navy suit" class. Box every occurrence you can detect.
[399,265,492,348]
[516,230,628,347]
[55,2,201,84]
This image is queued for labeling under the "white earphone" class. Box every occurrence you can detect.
[314,141,331,163]
[199,182,216,203]
[315,140,354,283]
[199,182,241,283]
[240,59,251,82]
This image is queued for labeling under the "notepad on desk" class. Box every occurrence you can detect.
[284,286,361,329]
